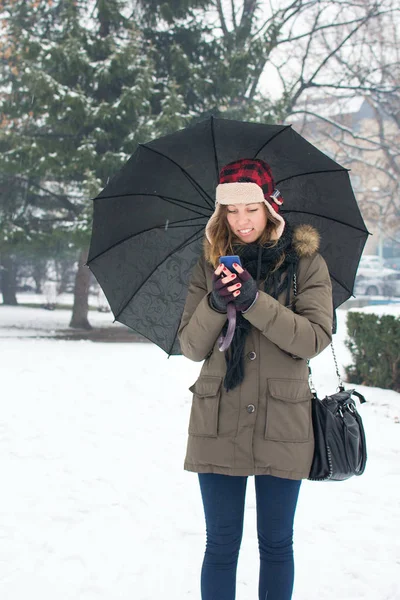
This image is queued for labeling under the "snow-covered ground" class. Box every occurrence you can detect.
[0,304,399,600]
[14,290,106,307]
[0,303,114,338]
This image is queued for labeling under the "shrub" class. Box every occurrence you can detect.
[345,311,400,392]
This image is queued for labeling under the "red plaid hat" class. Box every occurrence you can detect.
[205,158,285,242]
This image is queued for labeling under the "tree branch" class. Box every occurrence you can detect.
[10,175,83,214]
[288,109,395,152]
[215,0,229,37]
[231,0,238,30]
[278,15,379,44]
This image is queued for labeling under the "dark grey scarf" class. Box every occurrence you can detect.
[222,223,298,392]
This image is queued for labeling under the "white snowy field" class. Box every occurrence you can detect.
[0,304,399,600]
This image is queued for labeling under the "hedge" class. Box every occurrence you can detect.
[345,311,400,392]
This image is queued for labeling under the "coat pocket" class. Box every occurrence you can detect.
[188,376,222,438]
[264,379,312,443]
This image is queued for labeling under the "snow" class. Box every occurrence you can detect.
[0,304,399,600]
[350,303,400,317]
[0,294,113,338]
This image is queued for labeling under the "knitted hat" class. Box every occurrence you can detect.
[205,158,285,243]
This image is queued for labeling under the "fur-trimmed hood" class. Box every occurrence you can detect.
[293,224,320,258]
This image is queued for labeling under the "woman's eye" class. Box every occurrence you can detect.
[227,209,257,214]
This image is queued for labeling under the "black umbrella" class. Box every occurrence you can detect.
[87,116,369,355]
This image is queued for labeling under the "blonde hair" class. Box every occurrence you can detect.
[204,204,285,271]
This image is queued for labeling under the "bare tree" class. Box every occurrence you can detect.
[286,0,400,244]
[211,0,396,111]
[136,0,397,120]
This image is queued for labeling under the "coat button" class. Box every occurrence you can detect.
[248,351,257,360]
[246,404,256,414]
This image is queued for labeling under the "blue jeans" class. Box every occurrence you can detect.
[198,473,302,600]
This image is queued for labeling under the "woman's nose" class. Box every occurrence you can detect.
[237,218,251,226]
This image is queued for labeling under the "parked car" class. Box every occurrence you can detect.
[356,262,397,280]
[359,255,400,273]
[383,271,400,296]
[354,276,385,296]
[384,257,400,271]
[359,255,384,267]
[354,272,400,297]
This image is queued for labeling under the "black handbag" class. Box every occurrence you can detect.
[293,274,368,481]
[308,383,367,481]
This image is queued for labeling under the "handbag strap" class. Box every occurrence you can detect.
[352,389,367,404]
[293,273,343,393]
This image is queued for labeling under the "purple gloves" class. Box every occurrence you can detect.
[233,269,259,312]
[209,266,258,313]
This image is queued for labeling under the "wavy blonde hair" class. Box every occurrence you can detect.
[203,203,286,272]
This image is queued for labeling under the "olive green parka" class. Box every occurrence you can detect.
[178,225,333,480]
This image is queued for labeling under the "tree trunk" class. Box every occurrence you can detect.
[69,248,92,330]
[0,254,18,305]
[32,258,47,294]
[57,257,76,294]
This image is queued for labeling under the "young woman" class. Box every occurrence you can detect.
[178,158,333,600]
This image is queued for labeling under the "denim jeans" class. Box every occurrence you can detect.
[198,473,302,600]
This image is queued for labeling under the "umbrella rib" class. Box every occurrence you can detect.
[161,223,207,228]
[329,272,353,296]
[275,168,349,185]
[114,228,204,321]
[139,144,214,210]
[93,192,211,216]
[210,115,219,181]
[253,125,292,158]
[158,195,211,218]
[282,209,370,234]
[87,217,206,264]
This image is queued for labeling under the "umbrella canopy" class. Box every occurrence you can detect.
[87,116,369,355]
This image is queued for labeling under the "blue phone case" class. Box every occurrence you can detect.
[219,255,242,270]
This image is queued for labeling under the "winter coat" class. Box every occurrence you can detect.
[178,225,333,480]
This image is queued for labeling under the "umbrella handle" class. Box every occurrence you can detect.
[218,303,236,352]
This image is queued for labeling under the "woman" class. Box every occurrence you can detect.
[178,158,333,600]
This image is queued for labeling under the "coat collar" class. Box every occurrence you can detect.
[293,224,320,258]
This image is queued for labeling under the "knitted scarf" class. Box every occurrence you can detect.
[222,223,298,392]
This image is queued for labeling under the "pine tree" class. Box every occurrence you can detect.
[0,0,188,316]
[136,0,277,122]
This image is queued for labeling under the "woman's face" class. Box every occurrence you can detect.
[226,202,268,243]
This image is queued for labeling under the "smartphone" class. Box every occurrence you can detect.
[219,255,242,271]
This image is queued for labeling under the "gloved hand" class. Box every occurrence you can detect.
[209,265,241,313]
[231,264,258,312]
